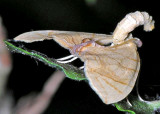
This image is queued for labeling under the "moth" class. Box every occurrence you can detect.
[14,11,154,104]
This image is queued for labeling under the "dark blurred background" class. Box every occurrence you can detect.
[0,0,160,113]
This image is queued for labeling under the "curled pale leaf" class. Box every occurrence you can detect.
[113,11,155,44]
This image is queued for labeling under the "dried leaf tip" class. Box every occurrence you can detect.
[142,12,155,31]
[113,11,155,45]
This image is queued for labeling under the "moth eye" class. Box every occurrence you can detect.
[134,38,143,47]
[81,38,91,43]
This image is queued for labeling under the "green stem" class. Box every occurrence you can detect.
[114,103,135,114]
[4,40,86,81]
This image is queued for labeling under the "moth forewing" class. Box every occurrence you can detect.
[82,40,140,104]
[14,30,113,50]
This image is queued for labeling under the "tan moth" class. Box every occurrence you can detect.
[14,11,154,104]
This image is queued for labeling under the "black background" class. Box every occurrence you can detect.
[0,0,160,113]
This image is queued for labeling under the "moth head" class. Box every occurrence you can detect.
[70,38,98,56]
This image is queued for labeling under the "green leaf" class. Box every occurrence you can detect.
[4,40,86,81]
[115,95,160,114]
[5,40,160,114]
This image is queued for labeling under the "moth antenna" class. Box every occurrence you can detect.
[57,56,78,63]
[113,11,155,45]
[79,66,84,70]
[56,55,75,61]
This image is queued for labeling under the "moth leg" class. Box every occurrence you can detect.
[79,66,84,70]
[56,55,75,61]
[126,97,132,107]
[136,76,145,101]
[57,56,78,64]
